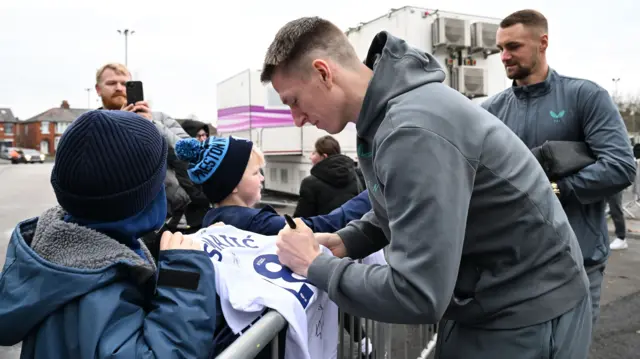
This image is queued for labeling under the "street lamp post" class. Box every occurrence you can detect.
[612,77,621,100]
[85,88,91,109]
[117,29,135,66]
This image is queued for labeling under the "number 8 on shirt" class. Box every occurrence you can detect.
[253,254,315,308]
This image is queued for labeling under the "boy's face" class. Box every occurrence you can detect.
[234,153,264,207]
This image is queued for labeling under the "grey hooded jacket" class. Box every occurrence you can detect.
[306,31,589,329]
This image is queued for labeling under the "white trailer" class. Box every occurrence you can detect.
[217,6,508,195]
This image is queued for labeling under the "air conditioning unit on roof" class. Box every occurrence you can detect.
[470,22,500,56]
[451,66,488,98]
[431,17,470,50]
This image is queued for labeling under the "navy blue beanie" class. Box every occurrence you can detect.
[175,136,253,203]
[51,110,168,222]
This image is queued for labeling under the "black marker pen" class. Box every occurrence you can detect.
[284,214,297,229]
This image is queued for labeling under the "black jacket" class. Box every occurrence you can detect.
[178,119,217,137]
[293,154,361,217]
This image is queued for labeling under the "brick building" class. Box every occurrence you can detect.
[15,101,91,156]
[0,107,18,149]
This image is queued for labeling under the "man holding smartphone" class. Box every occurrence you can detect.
[95,63,182,142]
[94,63,210,232]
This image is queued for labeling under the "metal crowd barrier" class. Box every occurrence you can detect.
[216,307,438,359]
[620,158,640,218]
[215,250,439,359]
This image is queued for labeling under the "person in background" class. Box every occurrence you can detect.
[481,9,636,327]
[0,110,217,358]
[94,62,202,230]
[175,136,375,358]
[294,135,362,217]
[607,191,628,250]
[180,117,217,142]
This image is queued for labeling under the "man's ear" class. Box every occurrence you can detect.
[539,33,549,53]
[312,59,332,89]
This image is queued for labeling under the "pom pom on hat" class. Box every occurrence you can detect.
[175,138,204,164]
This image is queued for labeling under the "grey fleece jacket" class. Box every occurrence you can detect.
[482,70,636,266]
[151,112,192,214]
[151,111,191,148]
[307,31,589,329]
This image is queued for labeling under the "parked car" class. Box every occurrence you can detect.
[0,146,18,160]
[11,148,45,164]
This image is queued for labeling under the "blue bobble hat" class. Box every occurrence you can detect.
[51,110,168,222]
[175,136,253,203]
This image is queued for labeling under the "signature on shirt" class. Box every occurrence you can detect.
[315,304,324,338]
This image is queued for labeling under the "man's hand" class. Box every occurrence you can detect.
[160,231,202,251]
[122,100,152,120]
[314,232,347,258]
[276,218,322,277]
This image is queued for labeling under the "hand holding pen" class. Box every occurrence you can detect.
[276,214,321,277]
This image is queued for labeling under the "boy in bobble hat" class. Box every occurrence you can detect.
[175,136,372,234]
[0,110,218,358]
[175,136,269,226]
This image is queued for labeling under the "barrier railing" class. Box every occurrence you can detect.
[215,247,438,359]
[216,310,438,359]
[621,159,640,218]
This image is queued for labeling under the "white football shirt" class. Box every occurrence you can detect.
[193,225,339,359]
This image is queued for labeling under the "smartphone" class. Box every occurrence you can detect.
[126,81,144,106]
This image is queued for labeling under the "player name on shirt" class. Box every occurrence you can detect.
[194,225,339,359]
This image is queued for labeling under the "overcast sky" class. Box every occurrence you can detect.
[1,0,637,123]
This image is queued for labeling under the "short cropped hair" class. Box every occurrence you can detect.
[500,9,548,33]
[96,63,130,85]
[260,16,358,83]
[314,135,341,157]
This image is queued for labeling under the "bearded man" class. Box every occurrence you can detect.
[481,9,636,329]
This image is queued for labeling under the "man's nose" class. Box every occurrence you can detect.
[501,51,512,63]
[293,113,307,127]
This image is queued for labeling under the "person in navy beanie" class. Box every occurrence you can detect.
[0,109,218,358]
[51,110,169,256]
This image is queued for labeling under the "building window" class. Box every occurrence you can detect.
[54,137,61,151]
[55,122,69,134]
[280,168,289,184]
[41,121,50,134]
[40,140,49,154]
[270,168,278,182]
[3,123,13,135]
